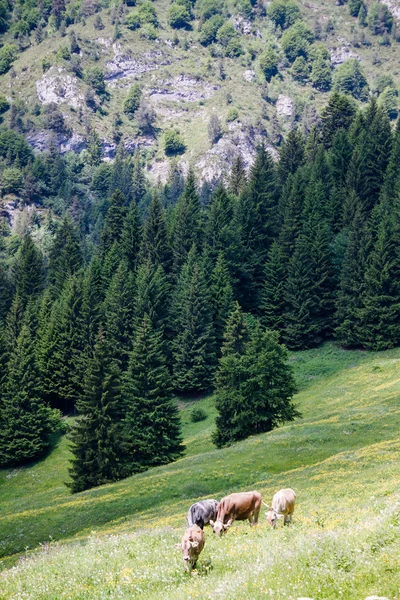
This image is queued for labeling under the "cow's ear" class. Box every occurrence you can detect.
[191,541,199,548]
[225,519,233,528]
[209,519,214,526]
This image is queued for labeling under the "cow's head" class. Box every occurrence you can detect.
[210,519,232,536]
[265,509,283,528]
[175,539,199,571]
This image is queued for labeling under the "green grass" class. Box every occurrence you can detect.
[1,342,400,598]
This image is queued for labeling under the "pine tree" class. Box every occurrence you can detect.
[163,160,184,206]
[173,246,216,392]
[68,332,123,493]
[121,201,142,272]
[82,257,105,355]
[278,128,305,183]
[101,189,128,255]
[321,92,357,147]
[213,313,298,448]
[382,118,400,200]
[171,169,202,276]
[132,148,147,205]
[357,210,400,350]
[260,241,286,333]
[3,293,25,357]
[13,233,44,309]
[229,154,247,196]
[210,252,235,355]
[135,260,170,335]
[103,260,136,370]
[204,183,235,268]
[0,315,59,467]
[109,144,134,203]
[48,216,82,297]
[122,315,184,474]
[140,192,172,273]
[335,209,370,347]
[40,275,86,412]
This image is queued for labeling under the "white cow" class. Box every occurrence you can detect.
[264,488,296,528]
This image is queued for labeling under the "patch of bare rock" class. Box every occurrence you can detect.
[148,75,220,103]
[36,68,84,108]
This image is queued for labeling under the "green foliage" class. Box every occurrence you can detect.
[126,11,141,29]
[321,92,357,147]
[0,44,18,75]
[85,66,106,94]
[216,21,237,46]
[123,83,142,115]
[349,0,362,17]
[260,241,286,333]
[57,46,71,61]
[226,106,239,122]
[290,55,309,81]
[13,234,44,309]
[190,406,207,422]
[0,0,10,33]
[168,2,192,29]
[164,129,186,156]
[267,0,301,29]
[378,86,398,120]
[310,55,332,91]
[1,167,23,195]
[259,46,279,82]
[213,306,298,448]
[0,130,34,166]
[211,252,235,355]
[198,14,224,46]
[333,59,369,100]
[48,217,82,296]
[127,1,159,28]
[0,93,10,115]
[281,21,314,62]
[68,333,123,493]
[367,2,393,35]
[197,0,223,22]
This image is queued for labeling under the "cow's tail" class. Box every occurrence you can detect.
[261,500,271,509]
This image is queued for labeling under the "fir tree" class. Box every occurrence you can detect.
[132,148,147,205]
[171,169,202,276]
[173,246,216,392]
[82,257,105,355]
[140,192,172,272]
[68,332,123,493]
[278,128,305,183]
[48,216,82,297]
[0,316,59,467]
[210,252,235,355]
[135,260,170,335]
[3,293,25,357]
[109,144,133,203]
[121,201,142,272]
[213,313,298,448]
[13,233,44,309]
[204,183,235,268]
[321,92,357,147]
[101,189,128,255]
[278,170,306,260]
[122,315,184,474]
[260,241,286,333]
[229,154,247,196]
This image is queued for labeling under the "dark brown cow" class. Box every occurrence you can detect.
[176,525,205,572]
[210,491,262,536]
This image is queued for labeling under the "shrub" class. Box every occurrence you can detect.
[373,74,395,94]
[138,1,158,26]
[0,94,10,115]
[281,21,314,62]
[0,130,34,165]
[333,59,369,100]
[93,14,104,30]
[42,57,51,72]
[168,2,191,29]
[226,106,239,122]
[290,55,309,81]
[126,12,141,29]
[267,0,301,29]
[225,37,243,57]
[190,407,207,422]
[378,86,398,120]
[136,100,157,135]
[208,113,222,144]
[123,83,142,115]
[139,23,158,39]
[310,56,332,91]
[259,46,279,81]
[236,0,253,20]
[0,44,18,75]
[217,21,237,46]
[367,2,393,35]
[85,66,106,94]
[198,14,224,46]
[2,167,23,195]
[164,129,185,155]
[197,0,224,22]
[57,46,71,60]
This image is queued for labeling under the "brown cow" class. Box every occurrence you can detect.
[176,525,205,572]
[210,491,262,536]
[265,488,296,528]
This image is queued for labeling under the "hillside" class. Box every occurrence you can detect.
[1,343,400,598]
[1,0,400,183]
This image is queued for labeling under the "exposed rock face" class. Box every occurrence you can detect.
[330,47,360,65]
[233,15,253,35]
[36,68,84,108]
[243,69,256,82]
[105,44,172,85]
[26,131,86,154]
[148,75,220,102]
[276,95,294,118]
[381,0,400,19]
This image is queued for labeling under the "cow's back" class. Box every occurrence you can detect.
[272,488,296,514]
[217,491,261,522]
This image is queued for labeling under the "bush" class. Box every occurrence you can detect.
[164,129,185,155]
[0,44,18,75]
[310,56,332,91]
[2,167,23,195]
[190,407,207,422]
[333,59,369,100]
[57,46,71,61]
[138,1,158,26]
[168,2,191,29]
[85,66,106,94]
[208,113,222,144]
[136,100,157,135]
[367,2,393,35]
[197,0,224,22]
[225,37,243,57]
[126,12,141,29]
[139,23,158,39]
[0,130,34,165]
[290,55,309,81]
[236,0,253,20]
[267,0,301,29]
[259,46,279,81]
[378,86,398,120]
[216,21,237,46]
[123,83,142,115]
[198,14,224,46]
[42,57,51,72]
[349,0,362,17]
[281,21,314,62]
[0,94,10,115]
[226,106,239,122]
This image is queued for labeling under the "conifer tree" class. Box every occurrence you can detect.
[163,160,185,206]
[213,310,298,448]
[278,128,305,183]
[40,275,86,412]
[101,189,128,255]
[260,241,286,333]
[13,233,44,309]
[278,171,306,260]
[358,210,400,350]
[382,118,400,200]
[68,332,123,493]
[103,260,136,370]
[135,260,170,335]
[140,192,172,273]
[204,183,235,268]
[171,169,202,276]
[335,209,370,346]
[321,92,356,147]
[121,201,142,272]
[122,315,184,474]
[132,148,147,205]
[109,144,133,203]
[229,154,247,196]
[0,315,59,467]
[210,252,235,355]
[4,293,25,357]
[82,257,105,355]
[48,216,82,297]
[173,246,216,392]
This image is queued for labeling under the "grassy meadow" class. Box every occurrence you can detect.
[1,343,400,599]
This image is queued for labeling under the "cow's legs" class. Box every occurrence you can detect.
[284,514,292,526]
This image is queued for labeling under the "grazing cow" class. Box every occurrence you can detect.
[186,499,219,529]
[210,491,262,536]
[176,525,205,572]
[265,488,296,528]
